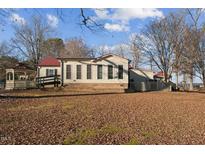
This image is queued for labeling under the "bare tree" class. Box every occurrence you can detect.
[0,9,14,30]
[184,9,205,90]
[188,25,205,87]
[63,38,92,58]
[193,29,205,87]
[96,43,129,59]
[42,38,65,58]
[137,17,175,83]
[89,48,97,58]
[187,9,203,29]
[97,45,110,56]
[180,26,197,90]
[10,15,53,70]
[129,34,141,69]
[0,41,10,56]
[79,9,104,32]
[115,44,128,58]
[165,12,186,88]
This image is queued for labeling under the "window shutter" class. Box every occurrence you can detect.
[118,65,123,79]
[55,69,57,76]
[66,65,71,79]
[97,65,103,79]
[76,65,82,79]
[46,69,49,76]
[108,65,113,79]
[87,64,92,79]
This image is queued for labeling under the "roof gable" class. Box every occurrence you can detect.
[94,54,128,62]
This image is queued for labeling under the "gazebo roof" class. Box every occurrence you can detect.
[14,62,33,70]
[7,62,34,73]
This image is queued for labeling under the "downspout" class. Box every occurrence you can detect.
[61,60,64,86]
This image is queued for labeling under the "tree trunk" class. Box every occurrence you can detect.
[182,73,187,90]
[202,72,205,88]
[203,79,205,88]
[176,71,179,88]
[164,71,169,83]
[189,74,193,91]
[150,58,153,70]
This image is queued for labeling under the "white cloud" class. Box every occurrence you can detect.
[111,8,164,21]
[94,9,109,19]
[47,14,59,28]
[93,8,164,32]
[97,43,130,56]
[94,8,164,22]
[10,13,26,25]
[104,23,129,32]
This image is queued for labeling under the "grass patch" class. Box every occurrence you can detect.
[63,125,123,145]
[142,131,154,139]
[127,137,139,145]
[63,129,97,145]
[100,125,123,134]
[61,104,74,110]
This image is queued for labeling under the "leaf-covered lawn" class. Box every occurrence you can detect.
[1,92,205,144]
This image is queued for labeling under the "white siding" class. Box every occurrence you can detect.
[38,55,129,87]
[130,69,154,81]
[38,66,61,77]
[63,55,128,84]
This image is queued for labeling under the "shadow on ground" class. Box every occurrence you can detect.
[0,91,137,99]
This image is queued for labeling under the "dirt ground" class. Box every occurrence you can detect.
[1,91,205,145]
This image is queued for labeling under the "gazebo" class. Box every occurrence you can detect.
[5,63,36,90]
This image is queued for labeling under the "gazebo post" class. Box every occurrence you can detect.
[24,71,27,87]
[5,69,15,90]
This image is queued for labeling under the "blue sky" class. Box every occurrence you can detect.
[0,8,176,46]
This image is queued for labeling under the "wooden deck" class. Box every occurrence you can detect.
[36,75,61,88]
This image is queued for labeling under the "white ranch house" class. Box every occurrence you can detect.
[5,54,172,91]
[37,54,129,90]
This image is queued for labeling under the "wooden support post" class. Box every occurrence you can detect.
[54,76,56,87]
[57,77,58,87]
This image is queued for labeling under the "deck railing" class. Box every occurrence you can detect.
[36,75,61,88]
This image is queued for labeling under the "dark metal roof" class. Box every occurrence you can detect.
[57,57,95,61]
[57,54,128,62]
[38,54,128,67]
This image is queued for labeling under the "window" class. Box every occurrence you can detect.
[108,65,113,79]
[87,64,92,79]
[76,65,82,79]
[66,65,71,79]
[97,65,103,79]
[118,65,123,79]
[46,69,57,76]
[6,72,13,80]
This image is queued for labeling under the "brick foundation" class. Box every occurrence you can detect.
[63,83,128,92]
